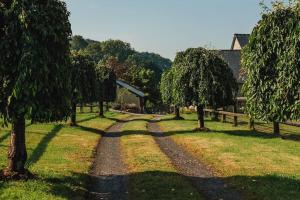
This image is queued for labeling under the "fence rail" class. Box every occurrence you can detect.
[203,109,300,129]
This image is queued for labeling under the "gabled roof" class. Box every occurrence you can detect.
[116,80,146,98]
[231,34,250,50]
[216,50,243,83]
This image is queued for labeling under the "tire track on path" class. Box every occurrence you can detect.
[88,120,129,200]
[148,117,242,200]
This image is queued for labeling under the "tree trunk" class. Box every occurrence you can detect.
[80,103,83,113]
[99,100,104,117]
[197,105,205,129]
[106,102,109,111]
[212,107,219,121]
[249,117,255,130]
[233,103,238,127]
[70,102,77,126]
[273,122,280,136]
[174,106,181,119]
[222,107,226,123]
[7,115,27,173]
[90,104,93,113]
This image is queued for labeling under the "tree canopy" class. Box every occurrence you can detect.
[242,2,300,135]
[172,47,237,129]
[160,69,174,106]
[0,0,72,124]
[70,35,89,52]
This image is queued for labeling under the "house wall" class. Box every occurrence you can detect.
[232,39,242,50]
[116,86,141,110]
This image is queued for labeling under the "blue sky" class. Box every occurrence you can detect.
[64,0,272,60]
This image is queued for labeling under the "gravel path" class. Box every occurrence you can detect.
[88,122,128,200]
[148,118,242,200]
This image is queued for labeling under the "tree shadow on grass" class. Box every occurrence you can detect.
[105,117,154,123]
[1,170,299,200]
[26,125,63,167]
[162,128,300,142]
[76,115,99,124]
[43,172,89,199]
[157,118,300,142]
[76,125,105,136]
[87,171,300,200]
[78,115,300,142]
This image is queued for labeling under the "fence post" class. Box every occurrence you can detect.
[222,114,226,123]
[90,104,93,113]
[222,107,226,123]
[233,103,238,127]
[80,103,84,113]
[249,117,255,130]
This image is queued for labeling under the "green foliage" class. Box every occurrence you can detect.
[160,69,174,105]
[82,39,134,64]
[70,52,96,104]
[0,0,72,123]
[70,35,89,51]
[101,39,135,62]
[126,52,172,73]
[125,52,172,108]
[81,42,103,63]
[242,2,300,122]
[172,48,237,108]
[95,63,117,102]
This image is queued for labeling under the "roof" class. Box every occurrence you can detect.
[231,34,250,50]
[116,80,146,98]
[216,50,243,83]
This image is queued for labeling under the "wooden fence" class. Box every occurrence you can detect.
[204,109,300,129]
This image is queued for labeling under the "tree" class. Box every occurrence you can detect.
[70,35,89,51]
[105,56,128,79]
[101,39,135,62]
[242,1,300,136]
[70,53,96,126]
[0,0,72,175]
[82,42,103,63]
[160,69,182,119]
[173,48,237,131]
[126,52,172,111]
[95,63,117,117]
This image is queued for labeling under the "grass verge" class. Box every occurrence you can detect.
[158,113,300,200]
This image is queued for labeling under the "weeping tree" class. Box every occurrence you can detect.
[242,1,300,136]
[0,0,71,175]
[160,69,183,119]
[95,63,117,117]
[173,48,237,131]
[70,52,96,126]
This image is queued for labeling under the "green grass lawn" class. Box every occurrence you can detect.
[120,115,203,200]
[0,111,127,200]
[158,113,300,200]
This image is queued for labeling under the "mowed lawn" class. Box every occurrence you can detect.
[158,113,300,200]
[0,111,128,200]
[120,115,203,200]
